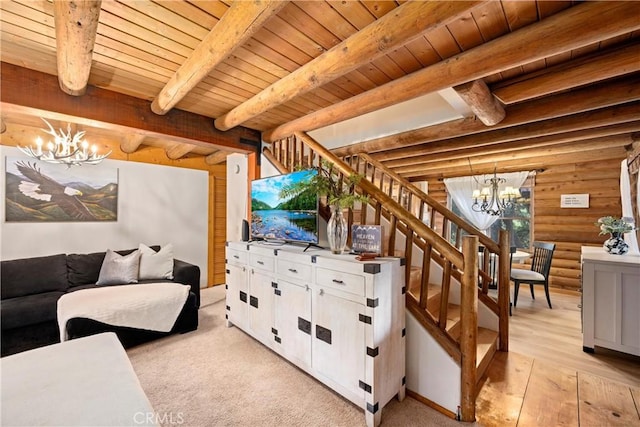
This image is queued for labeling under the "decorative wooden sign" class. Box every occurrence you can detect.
[351,225,382,255]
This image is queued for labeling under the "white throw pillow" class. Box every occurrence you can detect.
[138,243,174,280]
[96,249,140,286]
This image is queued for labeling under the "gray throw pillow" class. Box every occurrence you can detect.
[96,249,141,286]
[138,243,174,280]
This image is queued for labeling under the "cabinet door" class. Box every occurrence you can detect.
[225,263,248,329]
[248,269,275,345]
[593,264,640,354]
[273,280,312,368]
[312,288,365,400]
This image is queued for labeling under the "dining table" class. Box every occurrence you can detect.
[511,250,532,264]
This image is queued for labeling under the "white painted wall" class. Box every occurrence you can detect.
[226,152,281,245]
[1,147,208,287]
[406,310,461,414]
[308,89,471,150]
[226,153,249,242]
[260,153,279,177]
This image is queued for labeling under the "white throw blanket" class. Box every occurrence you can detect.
[57,283,190,342]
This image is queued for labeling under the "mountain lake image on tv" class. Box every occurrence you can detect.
[250,169,319,244]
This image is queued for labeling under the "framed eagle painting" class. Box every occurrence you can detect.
[5,157,118,222]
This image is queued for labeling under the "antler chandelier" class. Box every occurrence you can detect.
[471,169,520,216]
[18,118,111,167]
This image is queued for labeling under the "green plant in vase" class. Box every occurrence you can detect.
[595,216,636,255]
[280,160,368,254]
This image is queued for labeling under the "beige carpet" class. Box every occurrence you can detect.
[127,286,474,427]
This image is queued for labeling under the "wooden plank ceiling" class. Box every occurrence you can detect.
[0,0,639,174]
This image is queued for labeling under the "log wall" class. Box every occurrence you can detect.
[425,149,628,292]
[533,153,625,291]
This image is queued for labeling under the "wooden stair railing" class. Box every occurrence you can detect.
[345,153,511,352]
[265,131,507,422]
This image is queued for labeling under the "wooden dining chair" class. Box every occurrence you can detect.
[508,245,517,316]
[511,241,556,310]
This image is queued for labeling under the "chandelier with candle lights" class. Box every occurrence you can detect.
[471,169,521,216]
[18,118,111,167]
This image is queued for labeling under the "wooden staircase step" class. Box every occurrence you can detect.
[407,283,443,315]
[408,266,441,298]
[408,266,422,294]
[476,327,499,382]
[430,303,462,336]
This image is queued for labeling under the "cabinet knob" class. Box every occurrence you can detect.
[242,267,246,272]
[319,289,324,296]
[288,268,298,273]
[305,284,310,291]
[257,260,264,265]
[332,279,345,285]
[234,255,239,259]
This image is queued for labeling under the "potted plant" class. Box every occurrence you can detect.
[280,160,368,254]
[595,216,635,254]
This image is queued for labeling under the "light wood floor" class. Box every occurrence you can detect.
[476,289,640,426]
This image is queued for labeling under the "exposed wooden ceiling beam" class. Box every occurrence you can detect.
[0,62,260,153]
[166,143,195,160]
[454,80,505,126]
[151,0,287,115]
[52,0,101,96]
[493,42,640,105]
[384,120,640,171]
[405,144,629,181]
[333,75,640,158]
[263,1,640,142]
[120,133,146,154]
[214,0,482,131]
[379,102,640,165]
[205,150,230,165]
[458,135,631,170]
[389,125,639,175]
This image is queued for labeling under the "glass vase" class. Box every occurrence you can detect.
[604,232,629,255]
[327,205,348,254]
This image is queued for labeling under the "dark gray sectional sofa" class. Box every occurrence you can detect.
[1,247,200,357]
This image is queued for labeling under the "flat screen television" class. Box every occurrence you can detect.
[250,169,319,245]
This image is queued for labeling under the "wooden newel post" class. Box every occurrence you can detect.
[460,235,478,422]
[498,229,510,351]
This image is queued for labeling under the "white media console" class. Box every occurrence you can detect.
[225,241,406,427]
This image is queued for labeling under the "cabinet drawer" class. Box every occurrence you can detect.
[250,253,274,272]
[278,259,311,282]
[316,268,365,296]
[227,248,247,265]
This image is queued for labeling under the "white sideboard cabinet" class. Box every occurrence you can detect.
[581,246,640,356]
[225,241,406,427]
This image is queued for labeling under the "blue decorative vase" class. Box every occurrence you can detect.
[604,232,629,255]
